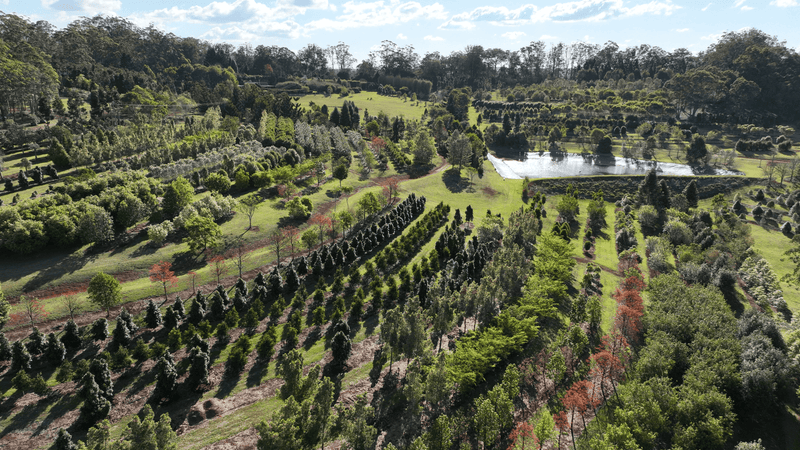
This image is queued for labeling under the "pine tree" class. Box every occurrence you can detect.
[145,299,162,328]
[0,332,11,361]
[188,298,205,325]
[187,350,210,390]
[89,359,114,401]
[112,317,132,349]
[11,340,32,372]
[257,325,278,361]
[331,331,352,372]
[54,428,77,450]
[26,327,46,355]
[163,306,180,330]
[209,291,227,321]
[124,404,178,449]
[91,318,109,341]
[119,308,138,333]
[232,289,247,312]
[174,296,185,318]
[61,320,82,349]
[235,278,248,298]
[46,332,66,364]
[683,179,699,209]
[243,308,259,333]
[153,354,178,401]
[79,373,111,424]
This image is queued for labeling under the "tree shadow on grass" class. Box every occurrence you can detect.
[35,394,81,437]
[303,328,321,351]
[19,249,100,294]
[362,312,379,337]
[131,243,160,258]
[246,359,271,388]
[215,369,241,399]
[442,168,469,193]
[0,392,56,439]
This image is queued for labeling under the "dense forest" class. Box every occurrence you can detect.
[0,10,799,450]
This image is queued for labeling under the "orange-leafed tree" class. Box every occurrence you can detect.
[508,420,536,449]
[378,176,401,205]
[150,261,178,304]
[308,214,332,245]
[563,380,593,448]
[207,254,227,285]
[591,333,630,402]
[370,136,386,152]
[553,410,569,450]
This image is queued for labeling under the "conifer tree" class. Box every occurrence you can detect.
[89,359,114,401]
[61,319,82,349]
[145,299,162,328]
[163,306,180,330]
[46,332,66,364]
[54,428,77,450]
[11,340,32,372]
[0,332,11,361]
[153,354,178,401]
[91,318,109,341]
[187,350,210,390]
[79,373,111,424]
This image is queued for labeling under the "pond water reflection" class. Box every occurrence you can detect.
[487,152,743,180]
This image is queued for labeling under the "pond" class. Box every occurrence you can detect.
[487,151,744,179]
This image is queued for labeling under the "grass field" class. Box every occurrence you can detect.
[301,91,430,121]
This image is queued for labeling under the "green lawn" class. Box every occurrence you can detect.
[302,91,429,121]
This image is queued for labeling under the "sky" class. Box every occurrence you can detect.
[5,0,800,63]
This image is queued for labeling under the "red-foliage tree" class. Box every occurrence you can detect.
[378,177,401,205]
[553,410,569,450]
[508,420,535,450]
[150,261,178,304]
[308,214,332,245]
[563,380,594,449]
[207,254,227,285]
[591,333,631,403]
[370,136,386,152]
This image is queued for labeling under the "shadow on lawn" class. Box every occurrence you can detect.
[16,249,100,294]
[442,168,469,193]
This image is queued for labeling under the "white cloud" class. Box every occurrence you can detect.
[540,34,558,40]
[733,0,746,6]
[133,0,293,26]
[130,0,314,39]
[701,32,723,41]
[741,5,753,9]
[501,31,527,40]
[397,33,408,39]
[770,0,797,5]
[675,28,689,32]
[329,2,337,9]
[306,1,448,32]
[439,0,680,29]
[44,0,121,15]
[424,35,444,41]
[702,2,712,10]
